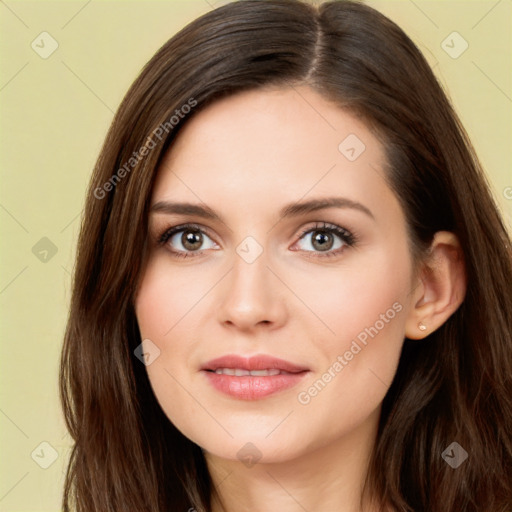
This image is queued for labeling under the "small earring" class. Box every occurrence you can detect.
[418,322,427,331]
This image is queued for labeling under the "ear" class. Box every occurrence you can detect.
[405,231,467,340]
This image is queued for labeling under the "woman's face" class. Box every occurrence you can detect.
[135,85,418,464]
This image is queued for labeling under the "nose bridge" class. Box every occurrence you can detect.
[230,248,268,297]
[216,241,286,329]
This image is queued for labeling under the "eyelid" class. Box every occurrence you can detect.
[291,221,356,256]
[156,222,209,240]
[157,222,219,246]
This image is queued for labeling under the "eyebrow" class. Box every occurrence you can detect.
[150,196,374,221]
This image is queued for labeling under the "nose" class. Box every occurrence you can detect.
[216,250,288,332]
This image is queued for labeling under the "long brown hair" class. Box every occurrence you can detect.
[59,1,512,510]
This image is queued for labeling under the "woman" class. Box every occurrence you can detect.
[59,1,512,510]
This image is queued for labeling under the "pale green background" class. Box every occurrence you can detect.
[0,0,510,510]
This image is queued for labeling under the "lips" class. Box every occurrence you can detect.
[213,368,283,376]
[201,354,309,400]
[201,354,308,373]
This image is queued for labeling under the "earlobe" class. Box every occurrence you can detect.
[405,231,467,340]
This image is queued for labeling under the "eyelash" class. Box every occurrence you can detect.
[156,222,357,260]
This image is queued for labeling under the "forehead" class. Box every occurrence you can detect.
[151,86,399,225]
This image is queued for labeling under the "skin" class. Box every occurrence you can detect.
[134,85,466,512]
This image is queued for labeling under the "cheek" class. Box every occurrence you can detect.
[292,244,411,355]
[322,268,408,352]
[134,257,217,435]
[291,248,411,440]
[135,256,211,338]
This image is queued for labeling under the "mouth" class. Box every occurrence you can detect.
[201,354,309,400]
[201,353,309,373]
[208,368,292,376]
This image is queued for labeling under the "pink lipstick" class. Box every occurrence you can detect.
[201,354,309,400]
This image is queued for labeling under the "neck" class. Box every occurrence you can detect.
[205,405,384,512]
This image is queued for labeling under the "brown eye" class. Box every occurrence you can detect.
[310,231,335,251]
[158,224,218,258]
[181,230,203,251]
[295,223,354,257]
